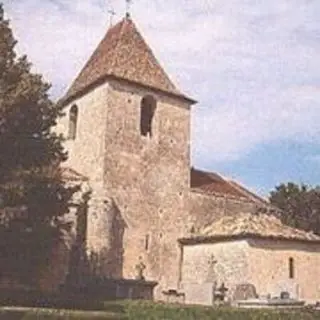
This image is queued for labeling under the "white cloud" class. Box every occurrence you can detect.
[3,0,320,165]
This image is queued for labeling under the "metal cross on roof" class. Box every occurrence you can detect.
[125,0,132,18]
[108,8,116,27]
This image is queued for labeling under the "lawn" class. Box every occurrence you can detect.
[0,300,320,320]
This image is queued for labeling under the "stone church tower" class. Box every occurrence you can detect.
[57,15,196,294]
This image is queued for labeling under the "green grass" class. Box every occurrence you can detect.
[0,300,319,320]
[0,306,125,320]
[123,300,320,320]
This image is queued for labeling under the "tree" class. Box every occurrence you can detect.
[269,182,320,236]
[0,3,77,286]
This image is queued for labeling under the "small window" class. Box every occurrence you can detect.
[145,234,150,251]
[289,257,294,279]
[68,105,78,140]
[140,95,156,137]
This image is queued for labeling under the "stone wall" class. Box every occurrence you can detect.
[180,240,250,302]
[55,81,115,285]
[56,83,109,186]
[102,79,192,297]
[247,239,320,303]
[56,82,113,265]
[181,239,320,305]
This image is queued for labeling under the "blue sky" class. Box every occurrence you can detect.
[3,0,320,196]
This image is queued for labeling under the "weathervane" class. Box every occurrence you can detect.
[126,0,132,18]
[108,8,116,27]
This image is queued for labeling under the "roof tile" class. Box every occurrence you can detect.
[190,168,251,199]
[189,213,320,242]
[63,17,185,103]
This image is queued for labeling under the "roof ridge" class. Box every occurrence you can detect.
[126,19,179,93]
[62,21,119,100]
[228,179,270,205]
[139,27,181,94]
[190,167,253,199]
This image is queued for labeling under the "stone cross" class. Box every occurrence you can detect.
[217,282,228,296]
[135,256,146,280]
[208,254,217,267]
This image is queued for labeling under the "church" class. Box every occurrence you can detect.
[48,14,320,303]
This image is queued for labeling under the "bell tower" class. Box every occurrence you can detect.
[57,15,196,296]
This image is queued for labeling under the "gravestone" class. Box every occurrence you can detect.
[269,280,299,299]
[184,282,217,306]
[233,283,258,301]
[280,291,290,299]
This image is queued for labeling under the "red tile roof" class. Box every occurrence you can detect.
[190,168,246,198]
[190,168,267,203]
[62,17,194,104]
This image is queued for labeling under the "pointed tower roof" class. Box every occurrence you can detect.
[62,17,195,105]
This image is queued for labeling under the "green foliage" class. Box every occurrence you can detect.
[269,182,320,235]
[0,3,76,284]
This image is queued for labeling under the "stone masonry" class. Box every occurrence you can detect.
[181,238,320,303]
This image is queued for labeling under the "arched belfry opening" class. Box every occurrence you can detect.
[140,95,156,137]
[289,257,294,279]
[68,105,78,140]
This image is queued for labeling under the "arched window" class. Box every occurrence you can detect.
[289,257,294,279]
[140,95,156,137]
[68,105,78,140]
